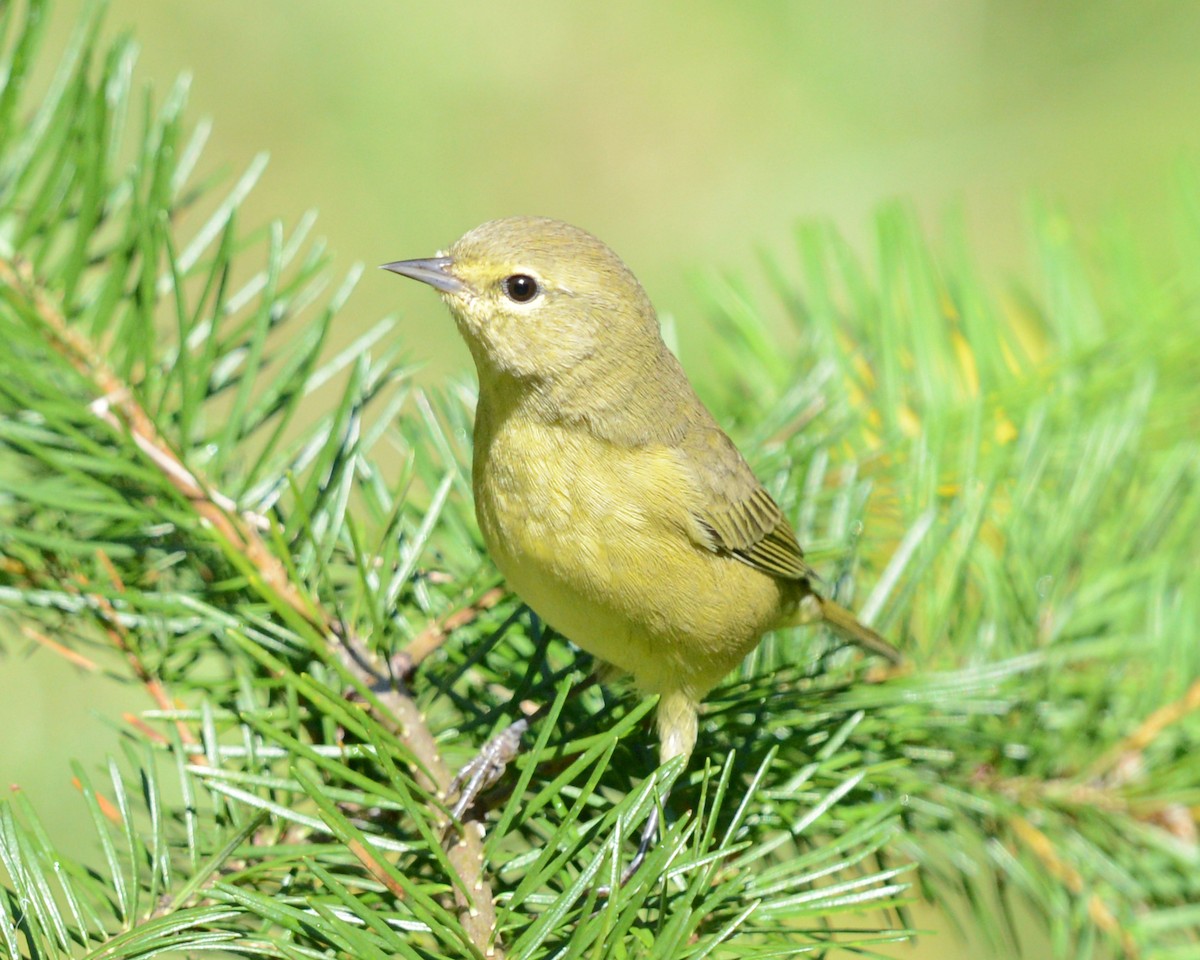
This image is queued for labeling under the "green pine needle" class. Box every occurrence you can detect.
[1,2,1198,958]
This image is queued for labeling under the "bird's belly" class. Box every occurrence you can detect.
[473,419,789,697]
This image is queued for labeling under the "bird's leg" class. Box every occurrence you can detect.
[595,689,697,896]
[626,804,661,879]
[593,794,664,898]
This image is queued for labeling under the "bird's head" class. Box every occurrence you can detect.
[383,216,660,382]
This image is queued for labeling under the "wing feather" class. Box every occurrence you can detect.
[683,425,813,581]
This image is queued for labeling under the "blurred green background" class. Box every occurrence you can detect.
[7,2,1200,954]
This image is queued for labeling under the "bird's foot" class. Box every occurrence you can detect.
[446,717,529,823]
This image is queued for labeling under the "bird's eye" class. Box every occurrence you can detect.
[503,274,540,303]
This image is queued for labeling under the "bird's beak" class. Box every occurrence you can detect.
[380,256,467,295]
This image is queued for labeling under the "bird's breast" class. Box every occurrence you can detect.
[471,409,792,696]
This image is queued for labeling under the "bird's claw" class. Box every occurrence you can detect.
[447,717,529,822]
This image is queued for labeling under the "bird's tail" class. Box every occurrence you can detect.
[817,597,903,665]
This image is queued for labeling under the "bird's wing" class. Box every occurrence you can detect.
[681,425,813,581]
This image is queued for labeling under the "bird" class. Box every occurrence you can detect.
[383,216,900,877]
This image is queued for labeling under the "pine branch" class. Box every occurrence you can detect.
[1,249,506,955]
[2,4,1198,960]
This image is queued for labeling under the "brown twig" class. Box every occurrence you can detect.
[1085,677,1200,784]
[1009,815,1139,959]
[3,257,505,958]
[347,836,408,902]
[331,642,503,954]
[395,586,505,677]
[21,624,100,671]
[72,555,207,758]
[71,776,123,824]
[123,713,170,745]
